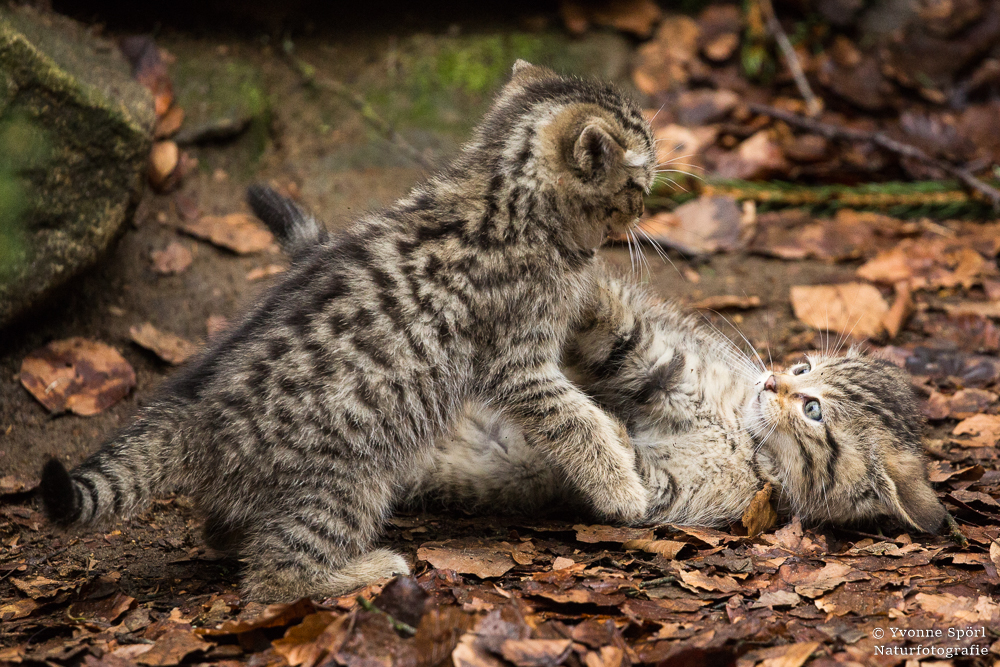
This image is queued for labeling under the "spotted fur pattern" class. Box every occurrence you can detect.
[38,62,659,602]
[406,275,946,534]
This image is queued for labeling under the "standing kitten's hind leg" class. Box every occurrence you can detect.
[241,543,410,602]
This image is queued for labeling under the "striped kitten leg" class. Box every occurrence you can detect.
[481,360,648,524]
[236,480,408,602]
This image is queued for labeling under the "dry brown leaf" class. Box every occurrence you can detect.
[759,642,820,667]
[181,214,274,254]
[198,598,317,635]
[559,0,661,37]
[573,525,653,544]
[639,196,745,255]
[154,106,184,139]
[621,598,709,620]
[943,301,1000,319]
[791,562,863,598]
[151,242,193,275]
[500,639,573,667]
[858,238,997,290]
[882,281,912,339]
[68,591,135,623]
[633,16,700,95]
[551,557,575,571]
[990,541,1000,571]
[136,631,213,666]
[20,338,136,416]
[691,295,761,310]
[623,539,687,559]
[0,598,41,621]
[272,612,351,667]
[751,590,801,608]
[676,567,742,593]
[716,131,789,180]
[418,541,515,579]
[246,264,286,281]
[790,283,888,338]
[129,323,198,365]
[742,482,778,537]
[914,593,1000,622]
[952,414,1000,447]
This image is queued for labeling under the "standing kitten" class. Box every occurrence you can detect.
[406,274,946,533]
[39,62,658,601]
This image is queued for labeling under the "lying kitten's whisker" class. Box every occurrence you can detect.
[710,311,768,373]
[648,101,667,123]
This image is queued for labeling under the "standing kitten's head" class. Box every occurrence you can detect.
[468,61,657,251]
[748,349,946,534]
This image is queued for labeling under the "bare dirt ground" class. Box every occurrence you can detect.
[2,8,1000,667]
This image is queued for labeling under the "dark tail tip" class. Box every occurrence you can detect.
[39,459,79,525]
[246,184,325,254]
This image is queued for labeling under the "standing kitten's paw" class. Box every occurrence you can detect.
[579,419,649,525]
[241,548,411,602]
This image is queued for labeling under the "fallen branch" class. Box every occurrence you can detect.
[282,40,435,172]
[757,0,822,116]
[747,103,1000,211]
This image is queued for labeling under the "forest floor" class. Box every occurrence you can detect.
[2,4,1000,666]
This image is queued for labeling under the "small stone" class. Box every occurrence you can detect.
[149,141,179,189]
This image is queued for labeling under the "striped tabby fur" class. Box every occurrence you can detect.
[39,62,658,602]
[407,276,946,534]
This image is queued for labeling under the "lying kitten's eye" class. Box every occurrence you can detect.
[803,399,822,421]
[792,362,811,376]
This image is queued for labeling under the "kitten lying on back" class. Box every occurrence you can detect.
[409,276,946,533]
[39,62,658,601]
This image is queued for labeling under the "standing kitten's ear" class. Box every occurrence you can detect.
[574,124,624,180]
[510,60,557,85]
[882,454,946,534]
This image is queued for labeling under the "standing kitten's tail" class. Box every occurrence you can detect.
[246,184,327,256]
[39,407,180,527]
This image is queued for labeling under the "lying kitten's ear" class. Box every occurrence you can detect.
[574,124,624,180]
[882,453,946,534]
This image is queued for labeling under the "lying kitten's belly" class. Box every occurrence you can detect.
[401,400,762,527]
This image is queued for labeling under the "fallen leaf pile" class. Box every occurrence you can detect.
[3,507,999,666]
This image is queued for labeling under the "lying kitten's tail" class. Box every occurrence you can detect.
[246,184,327,255]
[39,406,180,527]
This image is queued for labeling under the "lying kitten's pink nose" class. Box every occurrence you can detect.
[764,375,777,392]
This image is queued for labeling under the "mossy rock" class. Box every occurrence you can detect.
[0,5,154,329]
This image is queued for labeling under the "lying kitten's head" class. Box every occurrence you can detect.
[749,349,945,534]
[470,60,656,250]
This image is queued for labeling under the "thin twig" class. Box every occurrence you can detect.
[282,40,435,172]
[638,575,677,589]
[355,595,417,636]
[757,0,822,116]
[747,103,1000,211]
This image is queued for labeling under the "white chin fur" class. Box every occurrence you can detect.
[624,149,645,168]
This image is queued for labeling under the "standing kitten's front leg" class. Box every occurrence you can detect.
[480,361,648,524]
